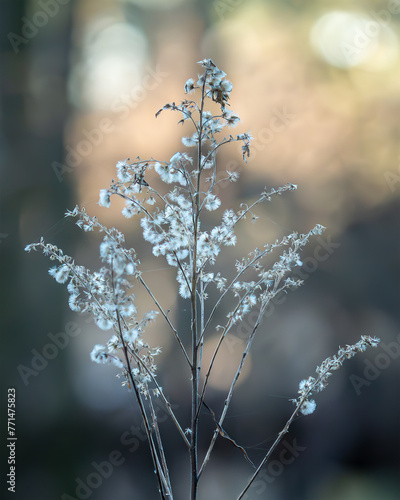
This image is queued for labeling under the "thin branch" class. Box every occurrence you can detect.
[233,184,297,227]
[139,276,191,368]
[236,407,299,500]
[189,65,212,500]
[197,303,265,479]
[198,277,283,478]
[109,260,167,499]
[148,392,173,498]
[197,281,205,403]
[125,343,190,448]
[236,364,335,500]
[197,238,287,347]
[116,307,167,500]
[201,400,256,468]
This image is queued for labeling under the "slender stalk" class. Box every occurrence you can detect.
[237,335,382,498]
[118,312,167,499]
[197,282,205,394]
[236,409,298,500]
[111,264,167,499]
[148,393,173,498]
[198,277,283,478]
[198,305,264,479]
[236,375,320,500]
[125,344,190,448]
[196,275,267,421]
[190,328,198,500]
[197,240,283,347]
[139,275,192,368]
[189,67,209,500]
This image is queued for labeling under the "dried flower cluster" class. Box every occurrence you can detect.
[292,335,380,415]
[25,210,161,394]
[25,59,379,500]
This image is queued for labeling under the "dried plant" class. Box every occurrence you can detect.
[25,59,380,500]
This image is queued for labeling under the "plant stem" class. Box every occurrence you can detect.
[111,264,168,500]
[236,411,297,500]
[198,276,284,477]
[189,67,209,500]
[148,393,173,498]
[139,275,192,367]
[119,316,167,499]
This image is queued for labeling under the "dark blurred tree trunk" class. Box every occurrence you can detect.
[1,1,76,498]
[1,0,75,377]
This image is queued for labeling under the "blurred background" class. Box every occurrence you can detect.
[1,0,399,499]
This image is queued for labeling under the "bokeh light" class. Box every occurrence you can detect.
[69,18,148,110]
[310,10,399,70]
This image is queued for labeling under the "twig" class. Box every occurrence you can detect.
[139,276,191,368]
[201,400,256,468]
